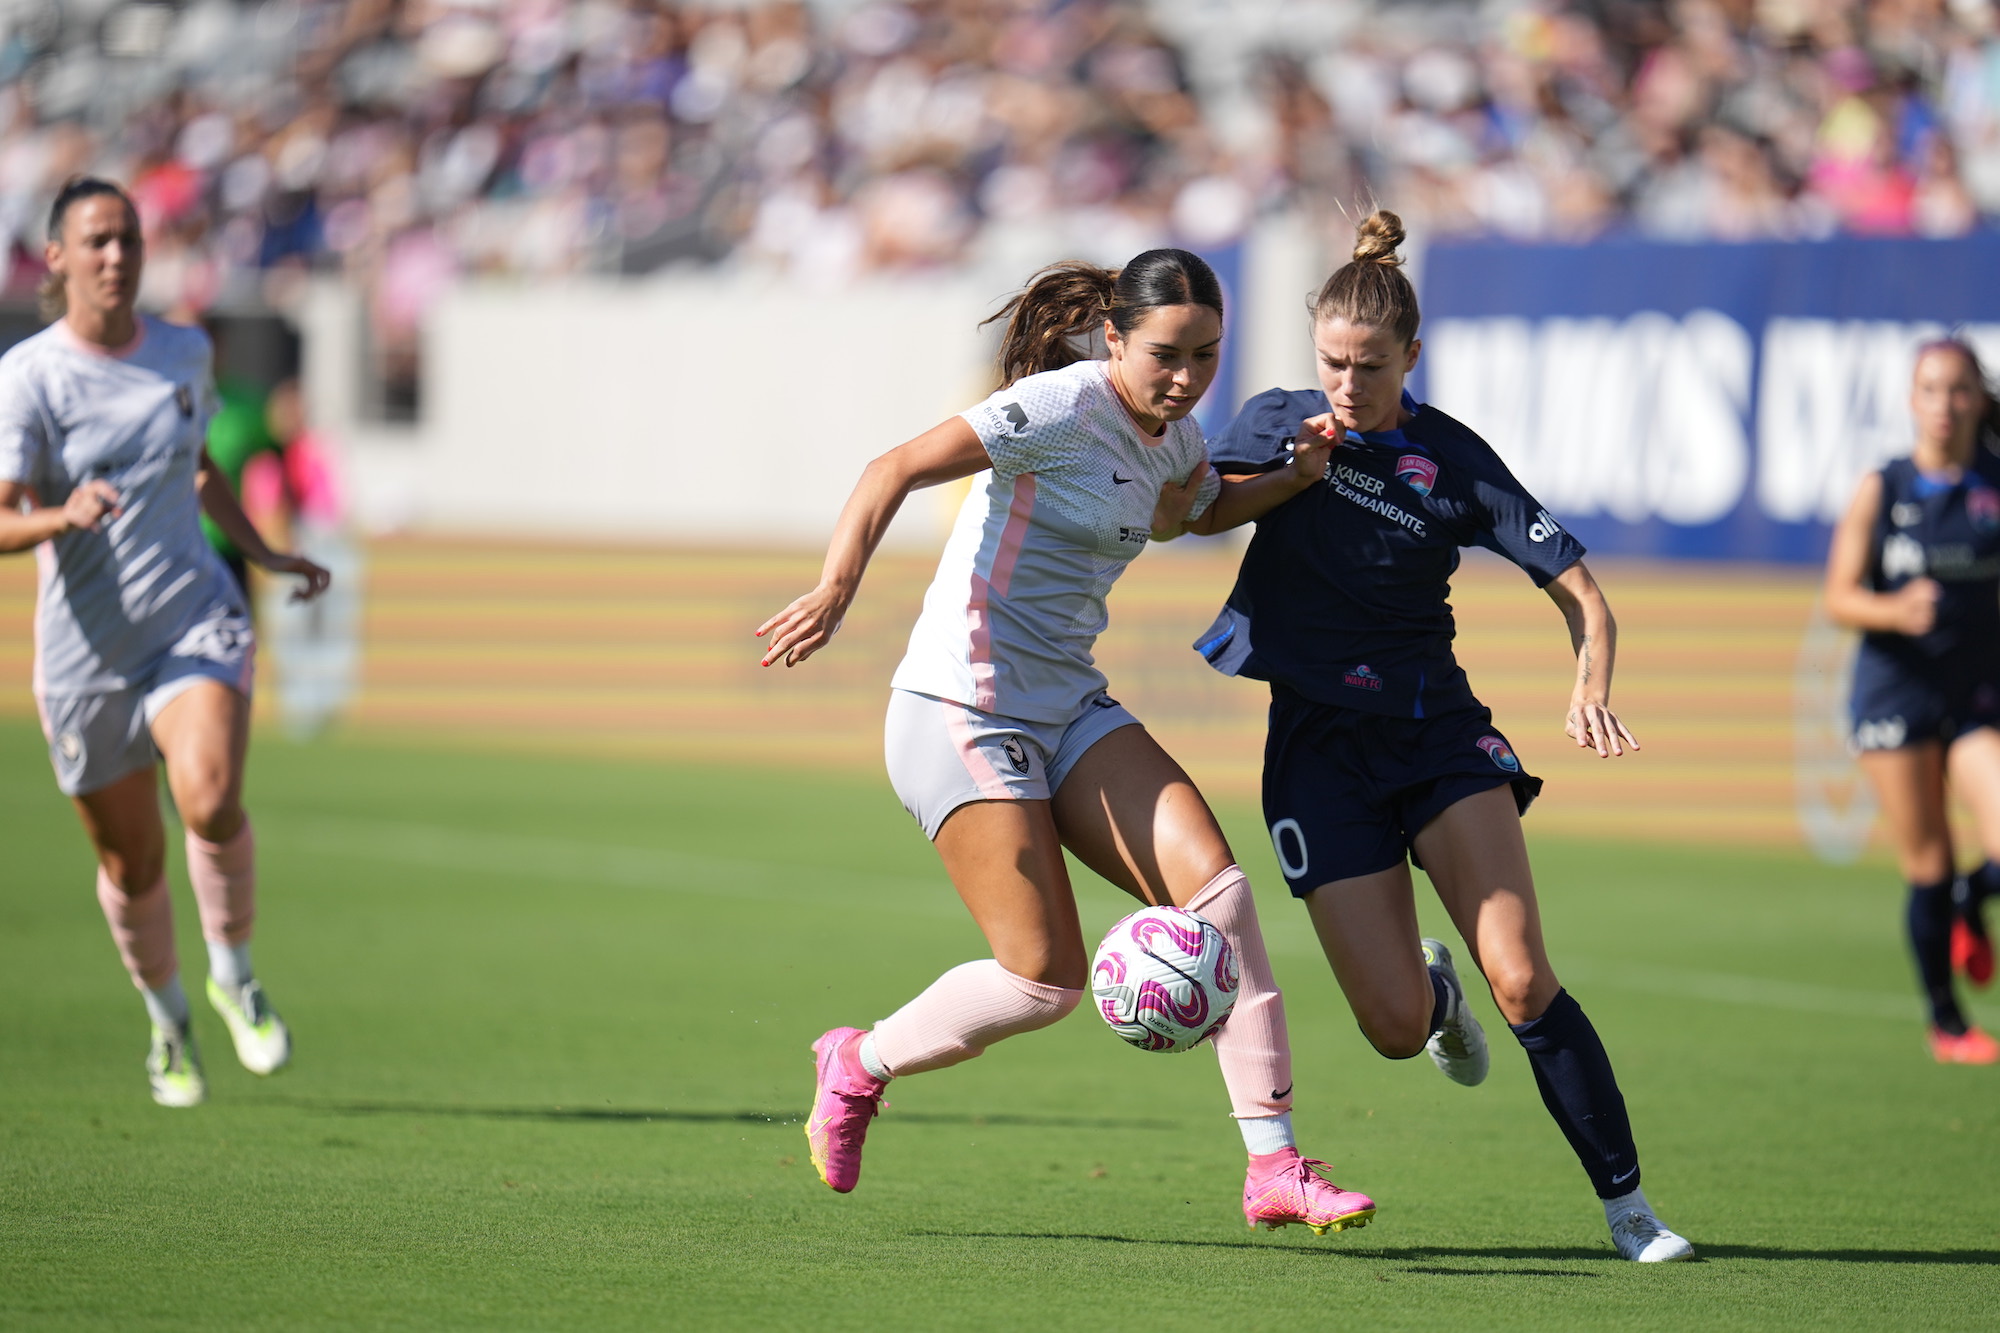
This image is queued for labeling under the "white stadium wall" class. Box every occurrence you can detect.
[302,213,1330,549]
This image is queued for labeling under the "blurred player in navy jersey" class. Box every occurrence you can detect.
[1825,337,2000,1065]
[1191,210,1691,1262]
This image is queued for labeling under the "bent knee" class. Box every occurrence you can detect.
[101,860,168,899]
[177,792,244,844]
[1355,1006,1432,1060]
[1484,962,1559,1025]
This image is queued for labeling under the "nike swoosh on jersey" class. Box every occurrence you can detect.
[1112,472,1134,484]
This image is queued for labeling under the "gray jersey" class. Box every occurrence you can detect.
[890,359,1220,723]
[0,317,241,695]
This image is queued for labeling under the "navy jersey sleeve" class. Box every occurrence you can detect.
[1208,388,1326,475]
[1460,434,1586,586]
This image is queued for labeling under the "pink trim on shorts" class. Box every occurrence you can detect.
[967,473,1035,712]
[941,697,1013,801]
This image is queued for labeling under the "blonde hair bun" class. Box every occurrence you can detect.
[1352,210,1406,266]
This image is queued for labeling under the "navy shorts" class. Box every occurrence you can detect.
[1261,685,1542,896]
[1850,651,2000,753]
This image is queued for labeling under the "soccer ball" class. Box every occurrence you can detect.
[1090,906,1238,1052]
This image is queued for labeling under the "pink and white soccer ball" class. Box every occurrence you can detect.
[1090,906,1238,1052]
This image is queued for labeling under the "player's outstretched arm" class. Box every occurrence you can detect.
[756,417,989,667]
[0,479,122,553]
[1546,560,1639,758]
[1823,471,1939,637]
[195,449,331,602]
[1167,416,1337,539]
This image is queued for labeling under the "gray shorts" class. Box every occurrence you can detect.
[884,688,1143,839]
[37,608,255,796]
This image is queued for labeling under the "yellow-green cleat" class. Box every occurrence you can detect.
[206,977,292,1076]
[147,1022,207,1108]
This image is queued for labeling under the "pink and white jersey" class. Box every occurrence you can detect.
[890,359,1221,723]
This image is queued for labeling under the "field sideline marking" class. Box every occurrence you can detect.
[268,813,1917,1024]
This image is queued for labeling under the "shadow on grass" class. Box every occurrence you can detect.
[923,1233,2000,1268]
[270,1099,1178,1132]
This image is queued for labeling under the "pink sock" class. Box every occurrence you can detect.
[186,820,255,946]
[96,869,178,990]
[1188,864,1295,1119]
[869,960,1083,1077]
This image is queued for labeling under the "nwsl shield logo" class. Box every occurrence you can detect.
[1477,735,1521,773]
[1395,454,1437,497]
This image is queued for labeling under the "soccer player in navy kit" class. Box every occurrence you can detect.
[1825,337,2000,1065]
[761,251,1380,1234]
[1195,212,1692,1261]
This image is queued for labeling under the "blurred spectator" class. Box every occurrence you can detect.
[0,0,1989,350]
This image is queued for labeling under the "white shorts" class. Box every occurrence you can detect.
[884,688,1143,839]
[37,608,254,797]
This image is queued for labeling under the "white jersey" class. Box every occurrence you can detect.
[891,359,1221,723]
[0,316,240,695]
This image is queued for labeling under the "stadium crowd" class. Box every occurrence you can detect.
[0,0,1993,320]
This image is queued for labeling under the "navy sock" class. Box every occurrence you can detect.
[1427,969,1450,1035]
[1509,989,1641,1200]
[1955,863,2000,937]
[1909,878,1966,1035]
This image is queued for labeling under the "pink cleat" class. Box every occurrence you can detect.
[1243,1148,1377,1235]
[1929,1025,2000,1065]
[806,1026,885,1193]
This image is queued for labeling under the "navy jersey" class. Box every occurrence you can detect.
[1856,450,2000,691]
[1194,387,1586,719]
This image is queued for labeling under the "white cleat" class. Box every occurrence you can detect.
[1610,1209,1696,1262]
[207,977,291,1076]
[1421,938,1489,1086]
[147,1021,207,1107]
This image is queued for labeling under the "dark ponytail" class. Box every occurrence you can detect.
[983,248,1225,388]
[1312,209,1421,346]
[39,176,137,322]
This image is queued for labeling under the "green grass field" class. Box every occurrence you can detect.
[3,714,1997,1330]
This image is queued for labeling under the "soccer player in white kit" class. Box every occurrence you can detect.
[0,179,330,1107]
[758,250,1376,1233]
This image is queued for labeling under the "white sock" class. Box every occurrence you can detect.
[1603,1186,1651,1224]
[1239,1111,1296,1156]
[857,1032,893,1082]
[207,939,253,989]
[142,975,190,1030]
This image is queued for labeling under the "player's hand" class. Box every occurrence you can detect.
[1889,578,1940,636]
[60,479,121,533]
[264,553,332,602]
[756,583,849,667]
[1566,697,1638,758]
[1289,416,1338,487]
[1151,459,1211,539]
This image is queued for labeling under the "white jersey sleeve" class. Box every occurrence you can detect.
[961,368,1097,481]
[0,349,49,486]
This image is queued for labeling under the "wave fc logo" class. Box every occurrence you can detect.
[1342,664,1384,691]
[1477,735,1521,772]
[1969,486,2000,533]
[1395,454,1437,497]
